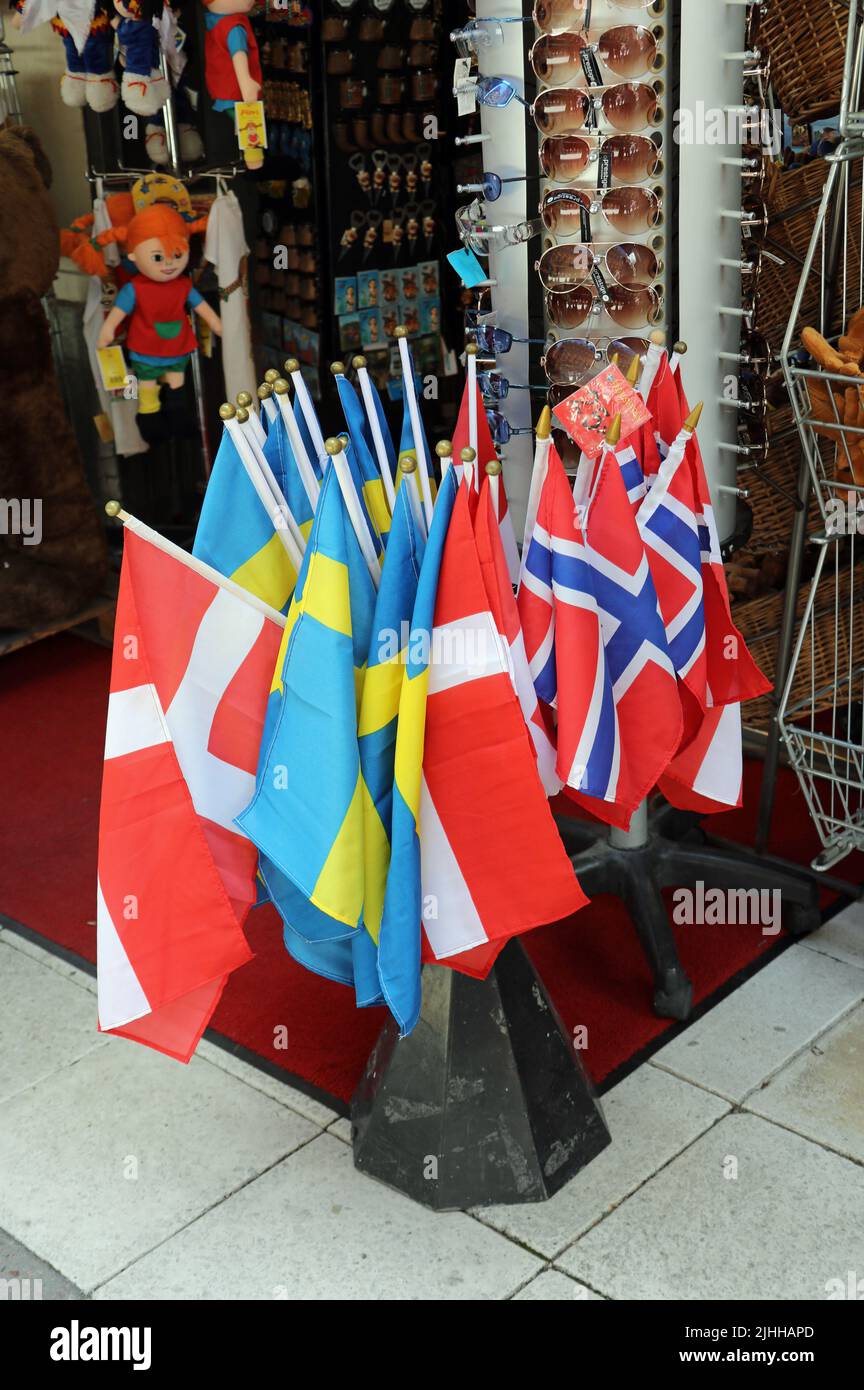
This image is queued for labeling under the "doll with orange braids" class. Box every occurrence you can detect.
[96,203,221,414]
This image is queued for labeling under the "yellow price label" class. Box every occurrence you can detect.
[235,100,268,152]
[96,345,128,394]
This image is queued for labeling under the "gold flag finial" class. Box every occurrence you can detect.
[536,405,552,440]
[684,402,704,432]
[606,413,622,446]
[219,402,236,421]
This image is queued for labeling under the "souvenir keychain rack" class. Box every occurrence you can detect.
[454,0,820,1020]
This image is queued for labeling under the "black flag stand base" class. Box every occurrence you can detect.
[351,939,611,1211]
[558,796,823,1022]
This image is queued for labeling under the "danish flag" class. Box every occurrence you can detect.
[97,521,283,1061]
[451,375,520,582]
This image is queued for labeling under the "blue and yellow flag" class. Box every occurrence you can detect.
[398,361,437,503]
[336,373,393,543]
[352,480,426,1006]
[293,392,324,481]
[237,462,378,972]
[193,425,298,614]
[262,408,315,547]
[365,371,397,478]
[377,466,459,1034]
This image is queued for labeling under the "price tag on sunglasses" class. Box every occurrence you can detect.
[552,363,651,461]
[447,245,489,288]
[454,60,476,115]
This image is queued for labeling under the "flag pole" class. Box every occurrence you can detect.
[233,404,307,558]
[104,501,287,627]
[518,405,552,593]
[638,329,667,402]
[466,340,479,469]
[394,325,434,529]
[325,437,382,590]
[352,354,397,512]
[460,445,476,491]
[271,378,321,511]
[485,455,501,515]
[257,381,280,427]
[436,439,453,480]
[669,339,687,376]
[236,390,267,449]
[285,357,327,466]
[399,453,428,541]
[221,405,305,572]
[332,361,393,517]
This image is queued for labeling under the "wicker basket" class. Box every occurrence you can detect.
[763,2,849,125]
[738,555,862,730]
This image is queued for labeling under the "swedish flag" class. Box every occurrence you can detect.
[262,408,315,546]
[193,425,298,614]
[398,358,437,504]
[237,462,378,972]
[377,466,459,1034]
[352,481,427,1006]
[336,374,393,543]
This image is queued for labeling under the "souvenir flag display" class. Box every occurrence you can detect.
[192,426,299,614]
[95,333,774,1063]
[97,518,284,1061]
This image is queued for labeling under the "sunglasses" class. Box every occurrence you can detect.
[540,133,660,183]
[533,82,660,136]
[450,17,528,58]
[530,27,662,88]
[456,200,541,256]
[470,325,546,353]
[540,184,662,238]
[478,371,545,400]
[536,241,662,291]
[534,0,658,30]
[485,409,534,445]
[542,334,649,385]
[546,283,663,330]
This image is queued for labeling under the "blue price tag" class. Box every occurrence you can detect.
[447,247,488,288]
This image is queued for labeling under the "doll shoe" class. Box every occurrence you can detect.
[244,147,265,171]
[60,71,88,108]
[144,124,169,166]
[178,123,205,163]
[85,72,120,114]
[121,69,170,119]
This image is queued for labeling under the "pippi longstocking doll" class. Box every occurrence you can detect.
[96,204,222,414]
[200,0,264,170]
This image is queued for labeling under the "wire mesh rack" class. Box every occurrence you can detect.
[778,1,864,870]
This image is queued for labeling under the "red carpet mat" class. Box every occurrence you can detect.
[0,634,855,1106]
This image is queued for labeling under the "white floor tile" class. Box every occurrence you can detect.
[745,1002,864,1163]
[801,902,864,970]
[93,1133,542,1300]
[651,944,864,1102]
[0,943,106,1102]
[0,1041,318,1292]
[195,1040,339,1129]
[513,1270,603,1301]
[327,1118,352,1144]
[475,1066,728,1258]
[0,928,96,996]
[559,1112,864,1301]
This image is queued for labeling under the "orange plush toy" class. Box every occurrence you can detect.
[95,203,222,414]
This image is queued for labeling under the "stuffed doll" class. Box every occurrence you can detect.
[59,189,136,282]
[111,0,169,117]
[95,203,222,415]
[199,0,263,169]
[13,0,119,112]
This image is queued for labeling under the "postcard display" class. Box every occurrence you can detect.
[464,0,749,540]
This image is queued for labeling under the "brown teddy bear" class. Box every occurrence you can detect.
[0,124,107,631]
[800,316,864,487]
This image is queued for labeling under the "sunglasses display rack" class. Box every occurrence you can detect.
[454,0,766,546]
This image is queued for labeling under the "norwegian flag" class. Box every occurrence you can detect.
[518,445,619,799]
[474,476,560,794]
[97,521,283,1061]
[566,441,683,827]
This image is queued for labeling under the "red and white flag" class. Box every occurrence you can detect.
[97,520,283,1061]
[659,696,743,814]
[474,476,560,794]
[419,485,587,967]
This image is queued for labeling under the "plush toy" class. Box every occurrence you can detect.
[111,0,169,117]
[13,0,119,112]
[95,203,221,415]
[800,316,864,487]
[199,0,263,170]
[0,126,108,630]
[59,190,136,282]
